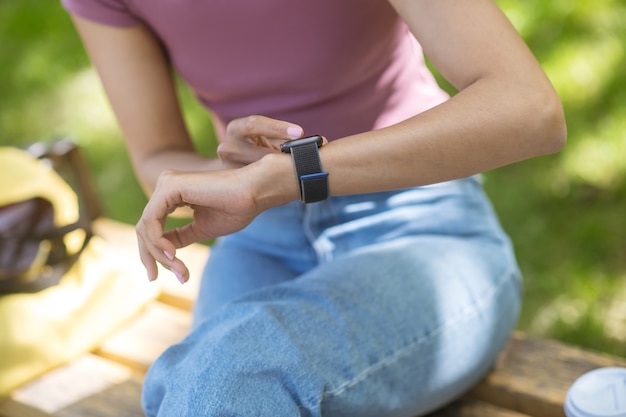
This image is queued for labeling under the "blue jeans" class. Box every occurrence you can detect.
[142,176,522,416]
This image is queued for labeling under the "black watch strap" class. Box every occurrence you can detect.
[281,136,329,204]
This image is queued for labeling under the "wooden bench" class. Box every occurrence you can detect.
[1,218,624,417]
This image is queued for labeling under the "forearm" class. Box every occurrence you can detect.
[325,76,565,195]
[250,75,565,208]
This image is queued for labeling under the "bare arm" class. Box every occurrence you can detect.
[316,0,566,194]
[70,16,302,195]
[240,0,568,201]
[70,16,217,194]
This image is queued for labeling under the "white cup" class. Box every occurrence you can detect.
[565,367,626,417]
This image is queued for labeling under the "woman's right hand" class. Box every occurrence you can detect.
[217,115,304,168]
[136,167,263,283]
[136,141,301,283]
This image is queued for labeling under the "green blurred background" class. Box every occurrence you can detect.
[1,1,624,356]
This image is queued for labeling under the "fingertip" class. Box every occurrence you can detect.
[172,268,189,284]
[145,261,159,282]
[147,270,157,282]
[287,125,303,139]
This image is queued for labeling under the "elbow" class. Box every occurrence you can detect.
[534,90,567,156]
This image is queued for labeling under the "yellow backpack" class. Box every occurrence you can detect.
[0,142,157,395]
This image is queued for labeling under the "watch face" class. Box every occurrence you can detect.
[280,135,324,153]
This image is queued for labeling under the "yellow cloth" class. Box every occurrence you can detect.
[0,147,158,395]
[0,147,78,233]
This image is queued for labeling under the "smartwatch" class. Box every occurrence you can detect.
[280,135,329,204]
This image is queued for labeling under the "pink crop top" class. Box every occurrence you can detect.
[61,0,449,141]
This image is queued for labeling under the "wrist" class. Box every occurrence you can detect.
[279,135,329,203]
[245,152,300,210]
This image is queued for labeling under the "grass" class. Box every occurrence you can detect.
[1,0,624,356]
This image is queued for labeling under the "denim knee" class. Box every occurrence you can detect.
[143,302,328,417]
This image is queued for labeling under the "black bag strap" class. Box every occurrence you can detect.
[28,139,103,228]
[28,138,104,263]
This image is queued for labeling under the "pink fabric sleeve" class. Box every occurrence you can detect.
[61,0,138,27]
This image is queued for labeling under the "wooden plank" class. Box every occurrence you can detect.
[0,355,141,417]
[427,397,533,417]
[95,302,191,373]
[0,401,51,417]
[54,376,143,417]
[469,331,626,417]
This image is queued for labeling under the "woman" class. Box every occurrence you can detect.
[62,0,566,415]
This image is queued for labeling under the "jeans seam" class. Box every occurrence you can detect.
[319,264,519,403]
